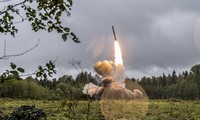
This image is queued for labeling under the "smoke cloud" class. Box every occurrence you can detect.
[94,60,114,77]
[83,60,144,99]
[82,83,104,97]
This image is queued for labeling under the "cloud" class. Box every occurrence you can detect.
[1,0,200,79]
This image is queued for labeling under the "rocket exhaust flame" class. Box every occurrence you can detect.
[114,41,123,66]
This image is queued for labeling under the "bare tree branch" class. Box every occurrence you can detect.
[0,0,27,15]
[0,0,12,2]
[77,60,83,71]
[0,39,40,60]
[0,0,79,42]
[69,59,80,73]
[69,59,83,73]
[20,56,58,78]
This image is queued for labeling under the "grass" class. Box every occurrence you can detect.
[0,98,200,120]
[144,99,200,120]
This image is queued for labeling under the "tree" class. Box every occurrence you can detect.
[182,71,188,79]
[0,0,79,43]
[0,78,48,99]
[56,82,71,98]
[171,70,177,84]
[166,74,172,85]
[190,65,200,97]
[182,81,199,100]
[137,64,200,99]
[191,64,200,74]
[151,76,157,86]
[161,73,166,87]
[0,0,79,82]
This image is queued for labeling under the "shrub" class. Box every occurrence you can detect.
[0,79,48,99]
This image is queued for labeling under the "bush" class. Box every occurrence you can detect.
[1,105,46,120]
[0,79,48,99]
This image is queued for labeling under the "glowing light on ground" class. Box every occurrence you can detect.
[114,41,123,65]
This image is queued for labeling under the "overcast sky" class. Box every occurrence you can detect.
[1,0,200,79]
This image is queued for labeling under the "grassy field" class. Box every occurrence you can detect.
[0,98,200,120]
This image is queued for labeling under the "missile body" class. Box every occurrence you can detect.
[112,26,117,41]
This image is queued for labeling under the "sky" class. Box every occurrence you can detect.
[1,0,200,79]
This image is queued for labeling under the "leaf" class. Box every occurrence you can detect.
[38,66,43,71]
[70,32,80,43]
[48,72,53,77]
[73,37,80,43]
[47,26,53,32]
[67,0,73,6]
[28,17,34,21]
[17,67,25,73]
[62,33,68,41]
[63,27,70,32]
[47,21,53,25]
[27,7,31,12]
[43,73,47,79]
[53,70,56,74]
[10,63,17,69]
[12,70,19,77]
[36,72,42,77]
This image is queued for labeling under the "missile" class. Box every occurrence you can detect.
[112,26,117,41]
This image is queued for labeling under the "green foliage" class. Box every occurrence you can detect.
[55,74,86,100]
[36,61,56,80]
[0,63,25,82]
[182,81,199,99]
[2,63,200,100]
[0,79,48,99]
[0,61,57,84]
[1,99,200,120]
[143,100,200,120]
[0,10,17,36]
[0,71,90,100]
[138,64,200,100]
[0,0,80,43]
[0,99,104,120]
[191,64,200,74]
[56,83,71,98]
[1,105,46,120]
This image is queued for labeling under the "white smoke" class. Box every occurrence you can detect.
[82,82,104,97]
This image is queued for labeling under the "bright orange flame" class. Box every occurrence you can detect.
[114,41,123,65]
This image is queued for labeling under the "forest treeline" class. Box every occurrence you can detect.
[0,64,200,100]
[0,72,91,100]
[136,64,200,100]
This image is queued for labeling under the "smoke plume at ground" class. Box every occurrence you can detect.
[82,60,148,119]
[83,60,143,99]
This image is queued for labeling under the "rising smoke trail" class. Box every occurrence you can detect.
[112,40,125,86]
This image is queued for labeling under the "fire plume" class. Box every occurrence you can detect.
[114,41,123,65]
